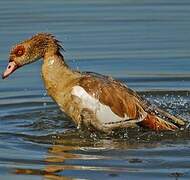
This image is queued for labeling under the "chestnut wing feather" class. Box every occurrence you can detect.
[79,74,146,121]
[78,73,186,129]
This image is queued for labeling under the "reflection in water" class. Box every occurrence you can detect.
[13,126,190,179]
[14,143,84,180]
[14,138,147,180]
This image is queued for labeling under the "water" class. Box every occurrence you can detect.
[0,0,190,179]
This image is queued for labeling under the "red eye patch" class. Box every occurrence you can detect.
[14,45,25,57]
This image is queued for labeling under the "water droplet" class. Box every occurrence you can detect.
[43,102,47,107]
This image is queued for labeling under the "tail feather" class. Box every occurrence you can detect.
[152,107,186,127]
[139,114,179,131]
[138,103,187,131]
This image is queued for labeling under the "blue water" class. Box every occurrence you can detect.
[0,0,190,179]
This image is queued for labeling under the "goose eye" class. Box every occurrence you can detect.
[17,50,24,56]
[14,46,25,57]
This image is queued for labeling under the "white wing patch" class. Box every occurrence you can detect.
[71,85,143,125]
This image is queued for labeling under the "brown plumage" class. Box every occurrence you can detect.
[78,73,184,131]
[79,75,140,119]
[2,33,187,133]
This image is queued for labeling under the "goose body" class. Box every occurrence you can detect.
[2,33,186,133]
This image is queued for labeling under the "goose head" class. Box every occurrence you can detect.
[2,33,61,79]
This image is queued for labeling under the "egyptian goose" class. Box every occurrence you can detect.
[2,33,186,133]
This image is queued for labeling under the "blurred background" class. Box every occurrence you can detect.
[1,0,190,90]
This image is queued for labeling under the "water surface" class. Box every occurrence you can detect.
[0,0,190,179]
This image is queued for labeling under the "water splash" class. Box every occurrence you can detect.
[42,91,48,108]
